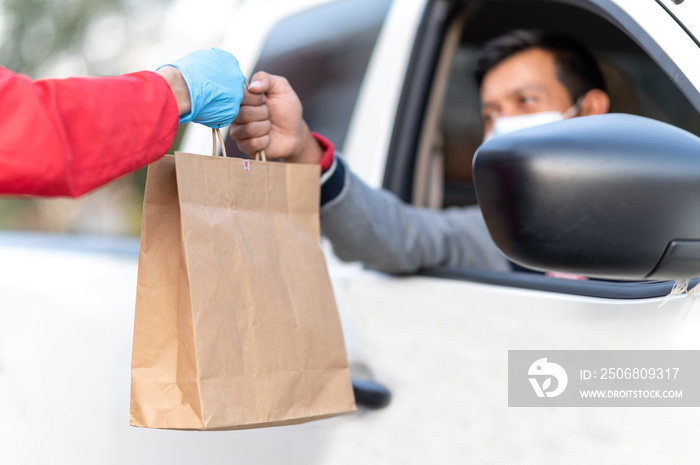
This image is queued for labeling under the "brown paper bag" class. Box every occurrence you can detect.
[130,132,356,430]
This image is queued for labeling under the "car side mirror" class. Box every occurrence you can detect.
[473,114,700,280]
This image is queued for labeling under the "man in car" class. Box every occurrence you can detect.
[230,29,610,273]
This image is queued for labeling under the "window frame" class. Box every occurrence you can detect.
[424,268,699,299]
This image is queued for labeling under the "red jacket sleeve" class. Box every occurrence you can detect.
[0,67,179,197]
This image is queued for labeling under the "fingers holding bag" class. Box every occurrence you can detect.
[160,48,246,128]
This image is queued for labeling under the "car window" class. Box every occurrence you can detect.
[389,0,700,297]
[225,0,393,157]
[437,1,700,209]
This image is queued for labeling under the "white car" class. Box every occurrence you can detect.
[4,0,700,463]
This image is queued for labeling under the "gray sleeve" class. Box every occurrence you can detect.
[320,157,510,274]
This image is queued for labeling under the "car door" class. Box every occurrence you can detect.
[322,0,700,463]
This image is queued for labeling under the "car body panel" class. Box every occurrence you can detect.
[4,237,700,463]
[609,0,700,99]
[325,268,700,463]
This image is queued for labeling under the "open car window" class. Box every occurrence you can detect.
[392,0,700,298]
[409,0,700,211]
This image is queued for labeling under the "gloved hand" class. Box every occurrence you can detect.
[159,48,245,128]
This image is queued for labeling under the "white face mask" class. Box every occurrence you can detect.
[483,99,582,143]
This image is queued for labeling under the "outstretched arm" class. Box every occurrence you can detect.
[0,48,245,197]
[320,155,509,273]
[229,71,509,273]
[0,68,179,197]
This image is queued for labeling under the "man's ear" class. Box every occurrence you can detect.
[579,89,610,116]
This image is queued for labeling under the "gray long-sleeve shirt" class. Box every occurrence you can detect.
[319,155,510,274]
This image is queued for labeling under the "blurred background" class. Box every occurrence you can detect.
[0,0,242,235]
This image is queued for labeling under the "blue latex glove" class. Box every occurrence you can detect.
[159,48,245,128]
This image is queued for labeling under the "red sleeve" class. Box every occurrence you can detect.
[0,67,179,197]
[311,132,335,172]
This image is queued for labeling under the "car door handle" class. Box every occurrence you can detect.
[352,378,391,409]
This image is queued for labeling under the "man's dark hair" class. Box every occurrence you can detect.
[475,29,606,101]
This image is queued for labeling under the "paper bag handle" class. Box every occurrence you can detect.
[212,128,228,157]
[212,128,267,161]
[211,80,267,164]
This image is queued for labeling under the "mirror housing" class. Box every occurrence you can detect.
[473,114,700,280]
